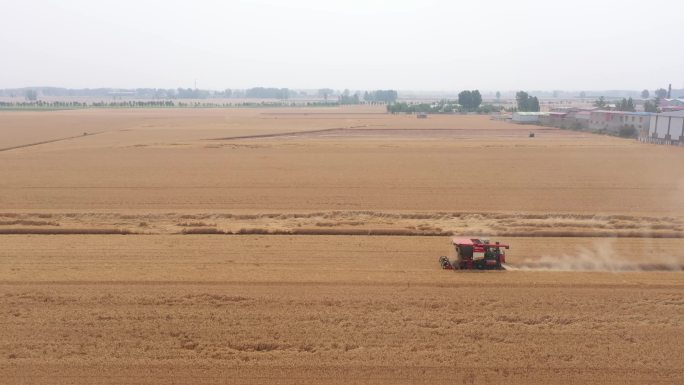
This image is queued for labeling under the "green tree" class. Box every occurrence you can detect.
[626,97,635,112]
[318,88,334,101]
[365,90,398,103]
[495,91,501,100]
[655,88,668,99]
[516,91,529,110]
[244,87,289,99]
[458,91,472,110]
[515,91,540,112]
[458,90,482,111]
[338,90,361,105]
[471,90,482,110]
[616,97,636,112]
[529,97,540,112]
[643,100,658,113]
[641,89,649,99]
[593,96,607,108]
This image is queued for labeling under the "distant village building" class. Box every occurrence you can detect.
[643,110,684,145]
[539,111,568,127]
[512,112,548,124]
[573,110,592,129]
[589,111,652,134]
[659,98,684,112]
[538,107,593,130]
[506,105,684,146]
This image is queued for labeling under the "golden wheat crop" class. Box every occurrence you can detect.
[1,106,683,384]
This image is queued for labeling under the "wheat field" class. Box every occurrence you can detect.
[1,106,683,384]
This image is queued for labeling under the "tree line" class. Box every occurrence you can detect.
[363,90,398,103]
[244,87,291,99]
[387,98,502,114]
[0,100,400,109]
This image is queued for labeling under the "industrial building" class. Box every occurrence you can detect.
[643,110,684,145]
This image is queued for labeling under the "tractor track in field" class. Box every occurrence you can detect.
[209,126,564,141]
[209,125,372,141]
[504,262,684,272]
[0,131,102,152]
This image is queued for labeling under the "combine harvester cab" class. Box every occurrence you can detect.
[440,238,509,270]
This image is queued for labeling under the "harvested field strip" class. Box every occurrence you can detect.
[3,210,674,222]
[1,227,683,238]
[287,228,431,235]
[0,228,130,235]
[0,220,59,226]
[1,211,681,238]
[230,228,684,238]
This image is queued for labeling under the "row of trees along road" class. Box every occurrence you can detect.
[317,89,398,103]
[595,96,658,112]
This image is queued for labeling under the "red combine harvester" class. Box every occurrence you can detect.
[439,238,509,270]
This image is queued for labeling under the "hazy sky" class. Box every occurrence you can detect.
[2,0,682,91]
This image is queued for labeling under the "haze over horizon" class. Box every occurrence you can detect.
[2,0,683,91]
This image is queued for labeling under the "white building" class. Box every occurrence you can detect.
[512,112,548,124]
[643,110,684,145]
